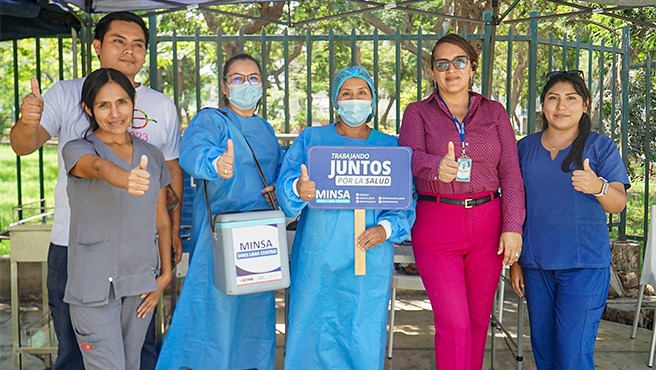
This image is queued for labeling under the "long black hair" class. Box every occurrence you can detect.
[540,72,592,172]
[81,68,136,136]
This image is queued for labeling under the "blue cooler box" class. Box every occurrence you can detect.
[212,210,290,295]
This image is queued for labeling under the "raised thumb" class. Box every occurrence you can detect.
[583,158,591,171]
[226,139,234,157]
[447,141,455,160]
[30,77,41,98]
[300,164,309,181]
[139,155,148,170]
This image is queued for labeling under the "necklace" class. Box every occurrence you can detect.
[543,134,558,152]
[543,132,575,152]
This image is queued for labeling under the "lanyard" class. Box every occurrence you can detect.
[438,94,470,155]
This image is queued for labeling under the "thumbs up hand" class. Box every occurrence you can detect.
[19,77,44,128]
[583,158,593,172]
[572,158,602,194]
[438,141,459,183]
[128,155,150,196]
[296,164,316,201]
[139,154,148,170]
[217,139,235,179]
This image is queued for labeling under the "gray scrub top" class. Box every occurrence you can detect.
[62,133,172,306]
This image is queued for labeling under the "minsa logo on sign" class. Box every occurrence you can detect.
[239,239,274,250]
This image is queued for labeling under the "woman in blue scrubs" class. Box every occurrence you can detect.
[276,66,415,369]
[156,54,283,370]
[510,70,630,370]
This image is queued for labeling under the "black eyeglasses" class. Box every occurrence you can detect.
[432,56,470,72]
[546,70,584,81]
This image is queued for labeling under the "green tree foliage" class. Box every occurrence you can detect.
[0,37,80,135]
[2,1,655,144]
[144,0,455,133]
[626,68,656,178]
[615,7,656,170]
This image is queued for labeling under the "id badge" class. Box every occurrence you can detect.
[456,155,472,182]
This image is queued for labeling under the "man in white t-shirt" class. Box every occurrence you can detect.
[10,12,183,370]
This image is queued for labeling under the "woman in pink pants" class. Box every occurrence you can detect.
[398,34,525,370]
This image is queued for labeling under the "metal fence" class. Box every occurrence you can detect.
[4,11,647,240]
[628,55,656,243]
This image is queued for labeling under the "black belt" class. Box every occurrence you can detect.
[417,191,500,208]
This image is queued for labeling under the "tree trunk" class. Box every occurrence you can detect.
[201,2,286,61]
[379,94,395,128]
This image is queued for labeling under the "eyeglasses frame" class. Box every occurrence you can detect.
[223,73,263,86]
[432,56,470,72]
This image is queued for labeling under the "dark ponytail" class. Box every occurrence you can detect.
[562,112,591,172]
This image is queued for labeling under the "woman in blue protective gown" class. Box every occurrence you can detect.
[509,70,629,370]
[156,54,283,370]
[276,66,415,369]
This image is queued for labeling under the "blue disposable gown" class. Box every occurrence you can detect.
[276,124,416,370]
[156,107,283,370]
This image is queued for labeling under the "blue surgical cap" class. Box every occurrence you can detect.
[331,66,376,112]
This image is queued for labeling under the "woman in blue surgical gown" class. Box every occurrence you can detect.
[276,66,415,369]
[156,53,283,370]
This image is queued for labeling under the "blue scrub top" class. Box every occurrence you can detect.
[518,132,630,269]
[156,107,283,370]
[276,123,415,369]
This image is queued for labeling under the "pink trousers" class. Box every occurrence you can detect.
[412,192,503,370]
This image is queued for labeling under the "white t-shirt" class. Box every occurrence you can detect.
[40,78,180,246]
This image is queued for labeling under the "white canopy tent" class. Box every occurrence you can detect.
[5,1,656,37]
[66,0,253,12]
[53,1,656,29]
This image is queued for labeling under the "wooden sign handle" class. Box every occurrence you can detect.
[354,209,366,275]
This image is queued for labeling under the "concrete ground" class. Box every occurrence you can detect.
[2,286,656,370]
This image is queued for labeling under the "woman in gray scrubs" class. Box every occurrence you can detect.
[62,68,172,370]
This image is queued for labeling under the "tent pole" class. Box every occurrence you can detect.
[149,16,158,91]
[71,28,78,79]
[498,0,521,23]
[83,0,92,76]
[482,0,499,98]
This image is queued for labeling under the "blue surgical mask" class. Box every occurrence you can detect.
[338,99,373,127]
[227,83,263,110]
